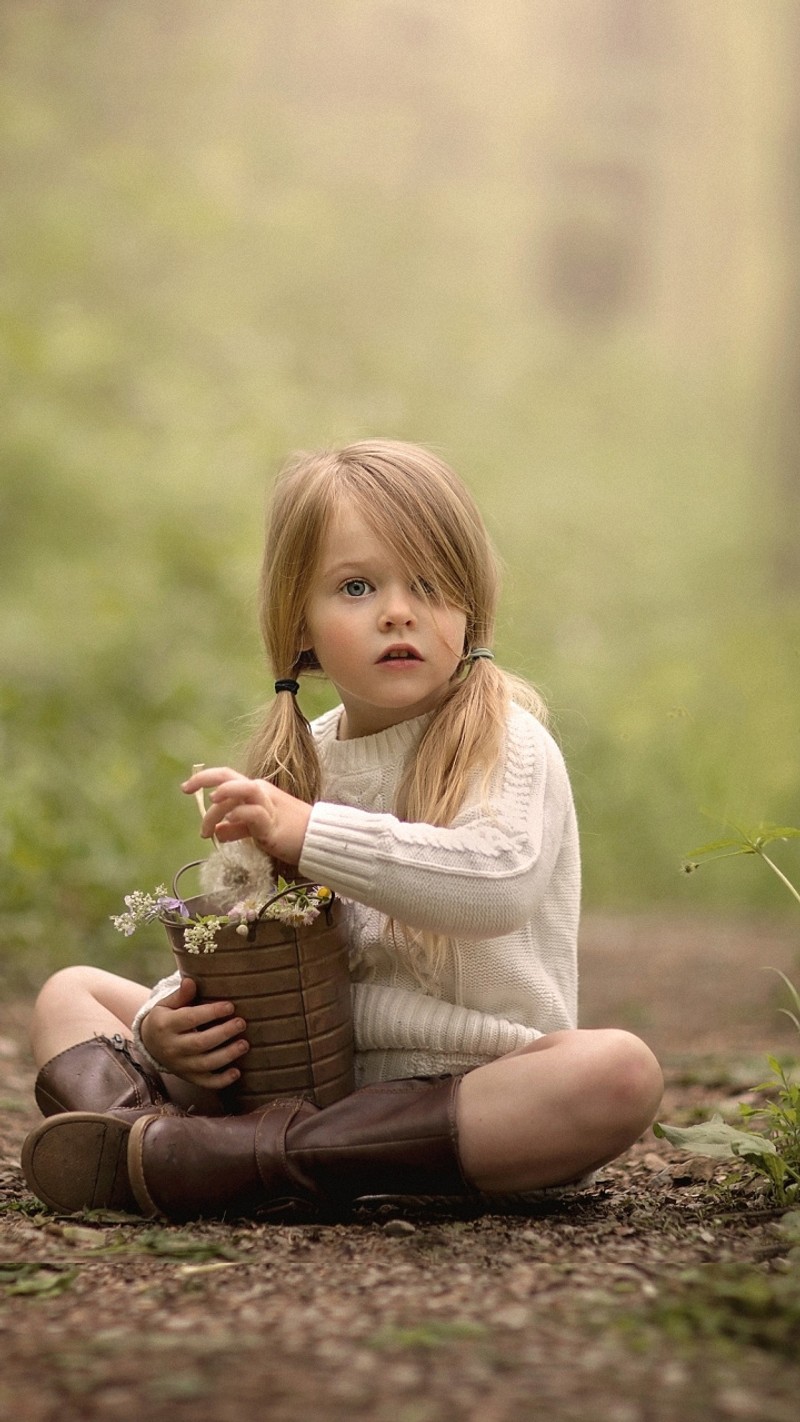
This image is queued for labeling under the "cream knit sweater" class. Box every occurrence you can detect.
[134,702,580,1086]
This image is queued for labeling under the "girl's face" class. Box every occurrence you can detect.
[302,505,468,739]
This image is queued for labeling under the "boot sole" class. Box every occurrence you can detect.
[21,1112,138,1214]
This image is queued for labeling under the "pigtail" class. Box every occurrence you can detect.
[393,660,503,991]
[394,656,547,988]
[243,685,321,883]
[397,657,508,826]
[243,448,332,818]
[244,688,322,804]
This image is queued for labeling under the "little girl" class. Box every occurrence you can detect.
[22,439,662,1220]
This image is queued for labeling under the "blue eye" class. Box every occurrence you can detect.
[342,579,371,598]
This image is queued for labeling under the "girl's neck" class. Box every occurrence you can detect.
[338,704,429,741]
[334,684,456,741]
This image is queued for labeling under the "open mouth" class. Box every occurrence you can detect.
[379,649,421,662]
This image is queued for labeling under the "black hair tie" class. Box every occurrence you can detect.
[274,679,300,695]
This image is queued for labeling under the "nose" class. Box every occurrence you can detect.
[378,583,416,630]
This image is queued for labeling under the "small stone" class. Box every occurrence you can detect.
[383,1219,417,1237]
[641,1152,669,1171]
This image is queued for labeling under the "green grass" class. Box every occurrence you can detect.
[627,1263,800,1358]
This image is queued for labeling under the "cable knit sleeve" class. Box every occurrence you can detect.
[353,982,542,1055]
[299,710,576,939]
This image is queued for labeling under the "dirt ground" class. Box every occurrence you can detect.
[1,912,799,1422]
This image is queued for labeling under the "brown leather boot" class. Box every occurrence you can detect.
[25,1037,179,1213]
[22,1077,471,1220]
[34,1035,168,1117]
[22,1104,184,1213]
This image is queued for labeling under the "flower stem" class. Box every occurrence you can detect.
[758,850,800,909]
[191,763,207,824]
[191,761,225,854]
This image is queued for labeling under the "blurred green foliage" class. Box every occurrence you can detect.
[1,2,798,983]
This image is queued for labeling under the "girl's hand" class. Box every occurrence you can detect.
[139,977,249,1089]
[181,766,312,865]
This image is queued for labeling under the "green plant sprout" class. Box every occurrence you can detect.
[657,823,800,1207]
[682,822,800,909]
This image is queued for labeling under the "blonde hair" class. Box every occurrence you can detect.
[245,439,546,979]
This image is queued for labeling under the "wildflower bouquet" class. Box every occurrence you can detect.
[112,875,333,954]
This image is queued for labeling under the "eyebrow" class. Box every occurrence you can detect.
[321,559,374,579]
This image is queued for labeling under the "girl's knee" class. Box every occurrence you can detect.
[588,1029,663,1131]
[34,965,101,1013]
[30,966,147,1067]
[533,1028,662,1139]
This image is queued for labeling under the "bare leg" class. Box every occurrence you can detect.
[456,1028,663,1193]
[29,966,150,1068]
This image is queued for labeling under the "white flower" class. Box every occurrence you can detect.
[111,885,183,936]
[199,843,276,909]
[111,913,137,937]
[227,897,261,924]
[183,919,222,954]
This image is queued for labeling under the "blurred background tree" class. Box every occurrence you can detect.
[1,0,798,982]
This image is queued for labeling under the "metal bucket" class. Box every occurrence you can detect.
[162,869,354,1113]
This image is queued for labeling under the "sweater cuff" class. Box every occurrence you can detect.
[299,801,395,899]
[131,972,181,1075]
[352,983,541,1057]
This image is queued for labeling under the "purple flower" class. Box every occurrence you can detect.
[155,896,191,919]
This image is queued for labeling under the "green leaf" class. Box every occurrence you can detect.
[755,826,800,844]
[685,837,752,858]
[2,1266,77,1297]
[135,1228,239,1261]
[687,824,800,859]
[654,1116,778,1160]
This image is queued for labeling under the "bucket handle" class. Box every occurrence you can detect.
[171,860,336,919]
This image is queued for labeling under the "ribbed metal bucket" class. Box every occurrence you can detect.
[162,874,354,1113]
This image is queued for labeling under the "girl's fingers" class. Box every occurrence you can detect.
[198,782,271,839]
[190,1065,243,1089]
[190,1000,238,1027]
[160,978,196,1010]
[182,773,287,852]
[203,806,274,848]
[171,1002,236,1034]
[210,822,253,843]
[184,772,265,813]
[183,1036,249,1076]
[186,1018,247,1053]
[198,806,255,841]
[208,780,270,818]
[181,767,239,793]
[197,797,248,839]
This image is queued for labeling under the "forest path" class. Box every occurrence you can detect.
[0,912,798,1422]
